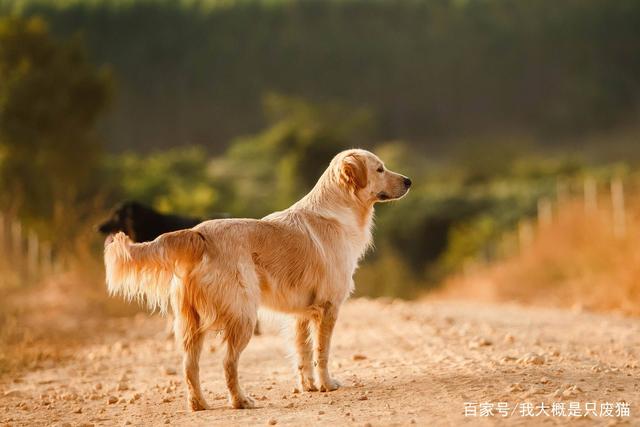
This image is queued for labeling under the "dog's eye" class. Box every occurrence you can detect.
[377,167,384,173]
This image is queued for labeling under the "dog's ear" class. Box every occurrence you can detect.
[340,154,368,190]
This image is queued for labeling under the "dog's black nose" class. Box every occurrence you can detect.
[403,177,412,188]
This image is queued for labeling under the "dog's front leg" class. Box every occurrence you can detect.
[294,318,317,392]
[312,302,341,392]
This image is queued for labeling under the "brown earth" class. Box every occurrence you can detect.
[1,298,639,426]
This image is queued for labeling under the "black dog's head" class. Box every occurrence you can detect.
[97,201,146,238]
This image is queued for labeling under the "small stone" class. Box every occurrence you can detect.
[61,392,78,401]
[162,367,177,376]
[268,419,277,425]
[117,382,129,392]
[318,410,325,415]
[469,338,492,349]
[507,383,524,393]
[525,386,544,397]
[93,383,103,391]
[73,407,83,414]
[352,354,367,361]
[540,377,550,384]
[107,396,118,404]
[358,395,368,401]
[124,421,132,425]
[503,334,515,343]
[113,341,129,351]
[3,389,26,398]
[284,402,294,408]
[517,353,545,365]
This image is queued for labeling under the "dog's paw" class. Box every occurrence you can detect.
[230,394,256,409]
[188,397,210,411]
[319,378,341,392]
[304,383,319,392]
[299,376,318,392]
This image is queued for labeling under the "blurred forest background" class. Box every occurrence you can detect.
[1,0,640,369]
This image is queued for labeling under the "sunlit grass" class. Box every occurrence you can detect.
[441,195,640,316]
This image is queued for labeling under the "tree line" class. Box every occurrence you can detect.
[4,0,640,153]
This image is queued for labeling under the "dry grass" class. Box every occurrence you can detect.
[0,252,138,376]
[439,197,640,316]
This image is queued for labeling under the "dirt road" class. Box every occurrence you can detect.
[1,299,639,426]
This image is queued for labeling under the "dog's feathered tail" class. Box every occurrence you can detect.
[104,230,206,312]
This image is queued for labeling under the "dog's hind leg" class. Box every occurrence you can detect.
[223,316,256,409]
[294,318,317,392]
[312,302,341,392]
[175,308,209,411]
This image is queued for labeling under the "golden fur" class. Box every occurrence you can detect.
[104,149,411,411]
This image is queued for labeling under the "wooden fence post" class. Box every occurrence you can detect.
[27,230,39,278]
[537,198,553,227]
[0,212,4,253]
[11,220,22,258]
[556,180,569,205]
[611,178,626,238]
[584,177,598,213]
[518,220,534,252]
[41,241,53,276]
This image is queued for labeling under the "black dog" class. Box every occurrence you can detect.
[98,201,214,243]
[98,201,262,336]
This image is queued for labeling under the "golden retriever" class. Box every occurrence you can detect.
[104,148,411,411]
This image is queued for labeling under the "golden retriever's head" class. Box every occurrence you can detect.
[335,149,411,204]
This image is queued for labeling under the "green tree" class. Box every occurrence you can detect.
[107,146,221,218]
[212,94,372,216]
[8,0,640,153]
[0,16,112,238]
